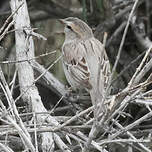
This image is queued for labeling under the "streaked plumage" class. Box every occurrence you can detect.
[60,17,111,111]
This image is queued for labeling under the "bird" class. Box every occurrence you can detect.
[59,17,111,115]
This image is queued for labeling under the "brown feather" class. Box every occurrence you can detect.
[61,17,111,113]
[62,42,92,90]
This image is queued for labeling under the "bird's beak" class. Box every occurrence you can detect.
[58,19,66,24]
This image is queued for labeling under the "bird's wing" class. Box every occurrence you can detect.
[83,37,111,92]
[62,42,92,89]
[90,38,111,89]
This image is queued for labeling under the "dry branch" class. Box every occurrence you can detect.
[0,0,152,152]
[9,0,69,151]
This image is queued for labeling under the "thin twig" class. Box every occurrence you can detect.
[0,2,24,35]
[111,50,146,84]
[53,106,93,132]
[111,111,152,140]
[49,96,64,114]
[106,0,139,92]
[0,20,15,41]
[0,51,56,64]
[14,55,62,104]
[128,45,152,88]
[112,120,151,152]
[0,142,14,152]
[33,112,38,152]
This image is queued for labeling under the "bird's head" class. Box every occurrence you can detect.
[58,17,93,41]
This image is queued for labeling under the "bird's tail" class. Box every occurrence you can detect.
[89,88,106,118]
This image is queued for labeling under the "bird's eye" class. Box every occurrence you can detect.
[66,25,72,30]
